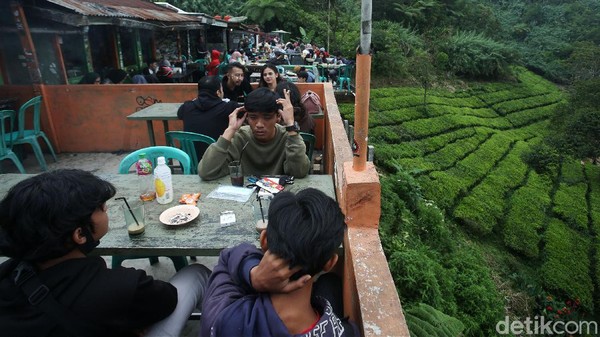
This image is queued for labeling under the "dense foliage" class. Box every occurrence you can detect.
[339,68,600,336]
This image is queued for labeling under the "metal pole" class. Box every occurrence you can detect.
[352,0,372,171]
[327,0,331,52]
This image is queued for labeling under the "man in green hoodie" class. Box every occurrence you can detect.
[198,87,310,180]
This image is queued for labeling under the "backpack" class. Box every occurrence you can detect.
[300,90,323,115]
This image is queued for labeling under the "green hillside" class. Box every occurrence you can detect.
[339,67,600,335]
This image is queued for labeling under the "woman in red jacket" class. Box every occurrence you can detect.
[206,49,222,76]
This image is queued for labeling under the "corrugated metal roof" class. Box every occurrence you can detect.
[47,0,199,22]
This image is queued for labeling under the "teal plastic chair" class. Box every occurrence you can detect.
[337,64,354,90]
[317,65,328,82]
[300,132,316,173]
[165,131,216,175]
[114,146,191,271]
[4,96,57,171]
[0,110,26,173]
[118,146,191,175]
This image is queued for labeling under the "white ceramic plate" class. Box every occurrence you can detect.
[159,205,200,226]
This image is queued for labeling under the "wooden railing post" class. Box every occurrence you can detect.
[340,161,410,336]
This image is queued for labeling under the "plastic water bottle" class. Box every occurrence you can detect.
[154,156,173,204]
[136,153,155,201]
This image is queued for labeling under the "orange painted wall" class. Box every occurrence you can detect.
[1,83,327,153]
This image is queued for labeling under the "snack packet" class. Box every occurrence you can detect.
[179,193,201,205]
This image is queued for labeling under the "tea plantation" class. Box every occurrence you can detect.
[339,67,600,335]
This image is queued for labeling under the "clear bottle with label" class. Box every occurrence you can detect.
[154,156,173,204]
[136,153,156,201]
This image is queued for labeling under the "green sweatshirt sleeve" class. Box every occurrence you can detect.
[198,136,232,180]
[284,132,310,178]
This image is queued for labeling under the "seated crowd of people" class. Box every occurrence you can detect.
[79,35,353,86]
[0,168,356,336]
[0,71,352,336]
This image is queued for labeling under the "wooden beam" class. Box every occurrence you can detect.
[10,1,42,87]
[53,35,68,84]
[82,27,94,73]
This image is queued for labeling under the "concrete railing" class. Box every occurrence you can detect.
[1,82,410,336]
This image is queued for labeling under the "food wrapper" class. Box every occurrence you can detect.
[179,193,201,205]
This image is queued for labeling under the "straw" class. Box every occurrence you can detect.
[115,197,141,227]
[255,186,265,223]
[239,140,250,163]
[258,197,265,223]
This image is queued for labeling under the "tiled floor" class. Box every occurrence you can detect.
[1,152,217,336]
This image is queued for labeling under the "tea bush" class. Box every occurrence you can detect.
[541,219,593,309]
[405,303,464,337]
[453,141,529,235]
[398,132,492,174]
[503,171,552,258]
[340,68,600,336]
[493,92,563,115]
[553,183,588,231]
[561,159,585,185]
[506,104,559,127]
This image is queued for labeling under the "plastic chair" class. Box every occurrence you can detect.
[276,65,285,75]
[337,64,353,90]
[118,146,191,175]
[4,96,57,171]
[165,131,216,175]
[0,110,26,173]
[300,132,316,173]
[317,65,328,82]
[114,146,191,271]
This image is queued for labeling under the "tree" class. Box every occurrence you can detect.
[549,79,600,164]
[567,41,600,82]
[242,0,288,25]
[408,51,436,114]
[169,0,245,16]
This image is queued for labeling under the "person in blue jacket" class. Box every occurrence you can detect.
[201,188,356,337]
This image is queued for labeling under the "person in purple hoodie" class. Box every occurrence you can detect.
[201,188,356,337]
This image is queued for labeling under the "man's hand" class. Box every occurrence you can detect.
[276,89,295,126]
[223,107,246,141]
[250,250,310,293]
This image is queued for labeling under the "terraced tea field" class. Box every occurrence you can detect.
[339,67,600,312]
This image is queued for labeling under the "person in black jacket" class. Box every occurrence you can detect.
[221,62,253,103]
[177,75,240,162]
[0,169,210,337]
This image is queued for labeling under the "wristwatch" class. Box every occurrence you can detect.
[285,121,300,132]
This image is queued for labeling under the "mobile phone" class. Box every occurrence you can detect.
[237,107,246,119]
